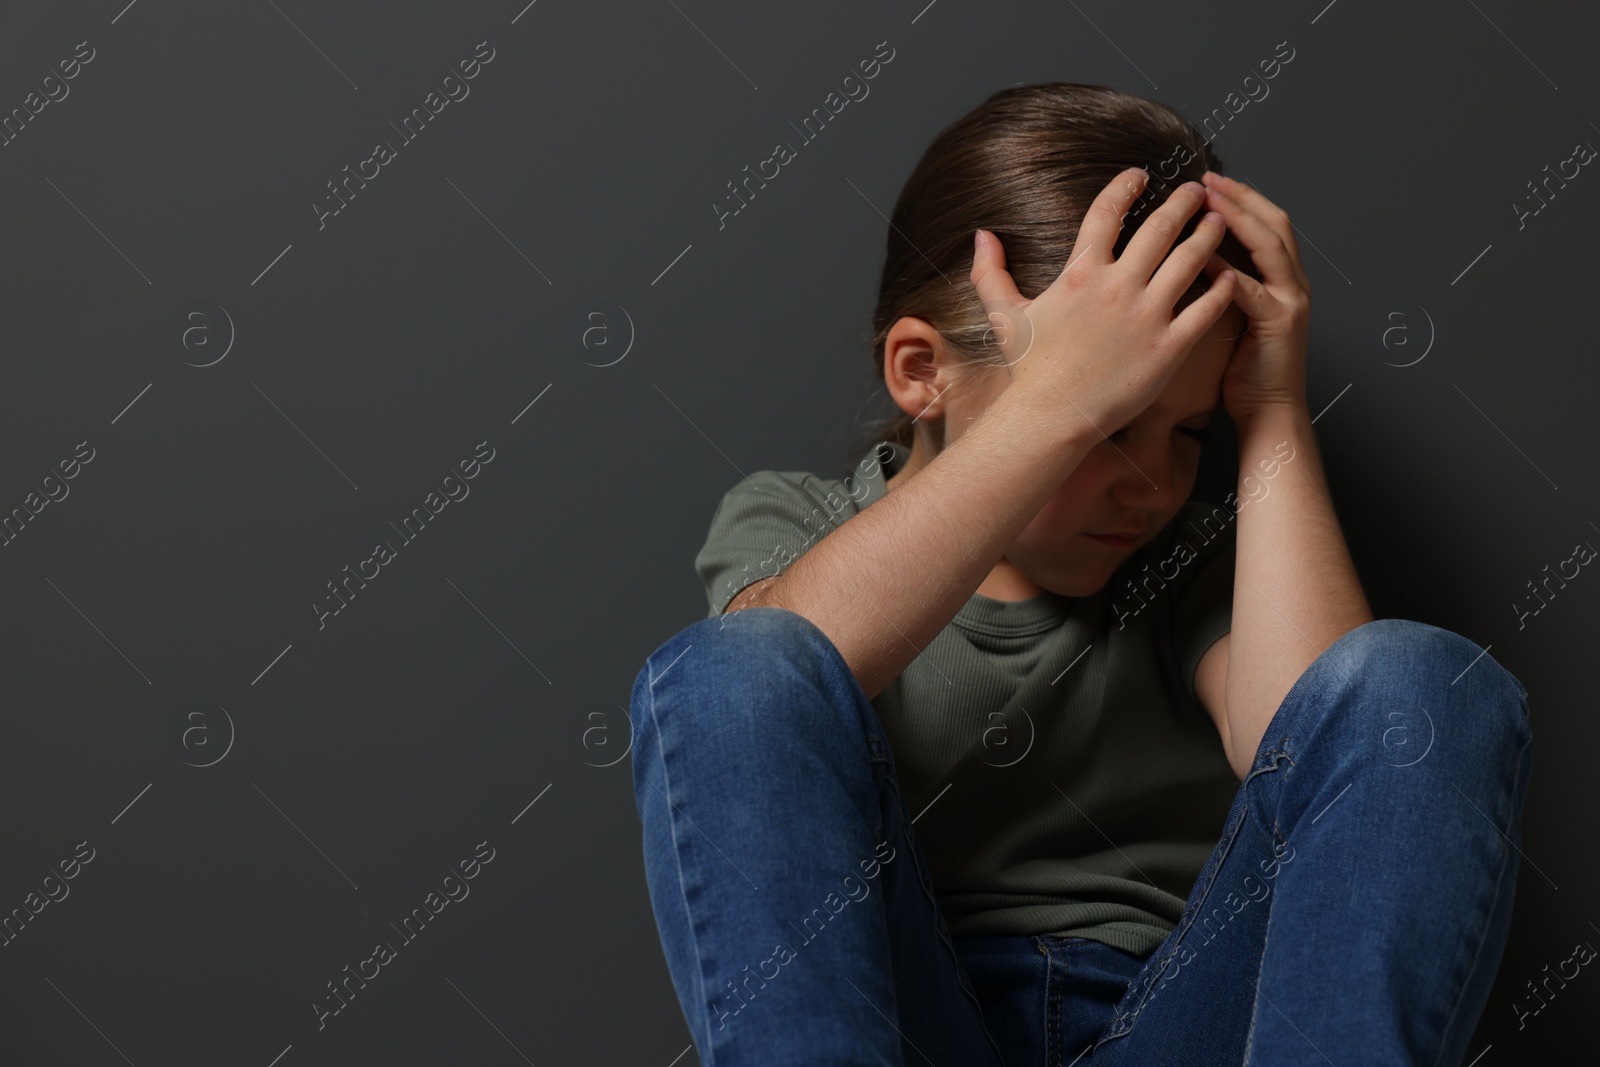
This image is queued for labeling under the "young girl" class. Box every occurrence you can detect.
[630,83,1532,1066]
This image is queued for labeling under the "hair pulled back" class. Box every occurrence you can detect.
[859,82,1261,453]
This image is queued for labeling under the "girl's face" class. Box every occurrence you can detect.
[885,303,1247,599]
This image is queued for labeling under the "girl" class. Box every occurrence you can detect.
[630,83,1532,1066]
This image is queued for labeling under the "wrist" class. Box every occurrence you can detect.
[1231,398,1312,439]
[990,380,1107,454]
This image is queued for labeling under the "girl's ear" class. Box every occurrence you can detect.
[883,316,961,424]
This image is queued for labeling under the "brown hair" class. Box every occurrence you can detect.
[854,82,1262,455]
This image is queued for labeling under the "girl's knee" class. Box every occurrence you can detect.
[634,608,832,704]
[1314,618,1531,767]
[629,606,876,762]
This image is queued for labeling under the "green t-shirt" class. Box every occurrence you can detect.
[693,440,1241,958]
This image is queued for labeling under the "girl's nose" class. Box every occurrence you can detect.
[1111,443,1177,513]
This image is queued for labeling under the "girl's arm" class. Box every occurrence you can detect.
[732,388,1102,702]
[1195,170,1375,780]
[1218,401,1374,780]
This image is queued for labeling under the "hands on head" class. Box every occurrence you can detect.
[969,167,1310,435]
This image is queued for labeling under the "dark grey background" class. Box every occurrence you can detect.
[2,0,1594,1062]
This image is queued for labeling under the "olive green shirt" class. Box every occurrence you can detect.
[693,440,1241,958]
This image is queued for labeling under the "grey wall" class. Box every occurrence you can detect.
[2,0,1595,1062]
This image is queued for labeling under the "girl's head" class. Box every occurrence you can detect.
[864,82,1261,598]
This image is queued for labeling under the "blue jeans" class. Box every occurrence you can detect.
[629,607,1532,1066]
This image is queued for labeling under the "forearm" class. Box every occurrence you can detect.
[752,390,1098,701]
[1223,401,1375,774]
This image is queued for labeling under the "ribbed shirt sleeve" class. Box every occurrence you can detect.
[692,470,869,618]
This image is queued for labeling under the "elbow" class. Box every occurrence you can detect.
[1221,706,1266,784]
[1228,746,1252,784]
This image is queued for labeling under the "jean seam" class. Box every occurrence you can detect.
[1239,820,1292,1066]
[1042,937,1062,1067]
[1095,750,1289,1049]
[1240,749,1296,1066]
[1242,888,1269,1064]
[891,767,1010,1064]
[643,651,716,1062]
[1264,743,1296,839]
[1428,729,1533,1067]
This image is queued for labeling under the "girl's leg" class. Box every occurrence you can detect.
[1080,618,1533,1065]
[629,606,1009,1066]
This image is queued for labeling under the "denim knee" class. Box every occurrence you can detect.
[631,606,837,707]
[634,606,794,708]
[628,607,884,782]
[1300,617,1532,772]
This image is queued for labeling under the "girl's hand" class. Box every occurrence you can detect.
[1198,172,1312,423]
[970,169,1240,440]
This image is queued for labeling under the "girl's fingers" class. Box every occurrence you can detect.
[1203,251,1281,327]
[1202,173,1310,293]
[1171,266,1238,350]
[969,228,1033,363]
[1202,172,1293,245]
[970,227,1021,309]
[1067,167,1152,274]
[1201,184,1302,294]
[1117,180,1212,284]
[1146,208,1227,312]
[1201,250,1246,289]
